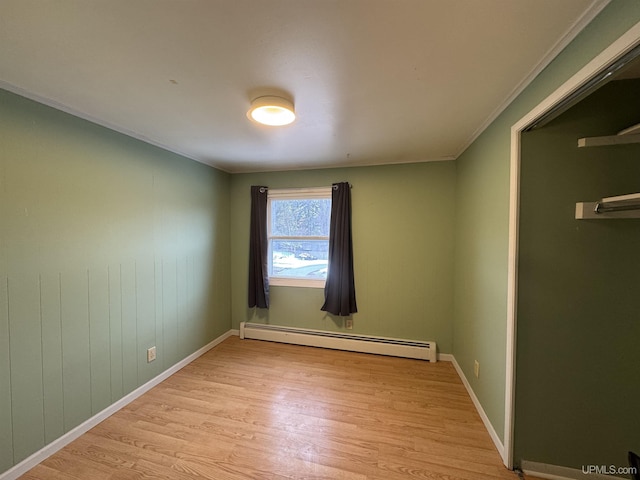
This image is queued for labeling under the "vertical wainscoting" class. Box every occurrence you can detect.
[0,256,216,467]
[0,278,14,471]
[40,273,64,445]
[0,88,231,473]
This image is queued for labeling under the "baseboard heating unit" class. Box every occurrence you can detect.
[239,322,437,362]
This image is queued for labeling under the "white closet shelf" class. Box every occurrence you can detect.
[577,133,640,147]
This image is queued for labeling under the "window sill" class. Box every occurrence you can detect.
[270,277,326,289]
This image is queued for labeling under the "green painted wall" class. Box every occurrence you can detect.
[453,0,640,447]
[0,89,231,472]
[230,163,456,351]
[453,121,510,441]
[516,79,640,469]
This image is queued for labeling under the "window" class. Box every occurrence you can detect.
[268,187,332,288]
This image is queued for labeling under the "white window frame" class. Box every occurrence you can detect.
[267,187,332,288]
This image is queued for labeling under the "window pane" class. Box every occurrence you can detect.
[271,239,328,279]
[271,199,331,237]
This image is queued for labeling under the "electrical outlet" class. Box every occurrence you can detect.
[474,360,480,378]
[345,318,353,330]
[147,346,156,363]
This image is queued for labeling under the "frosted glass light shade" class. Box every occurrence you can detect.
[248,95,295,126]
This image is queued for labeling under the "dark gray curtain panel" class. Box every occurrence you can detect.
[248,186,269,308]
[321,182,357,316]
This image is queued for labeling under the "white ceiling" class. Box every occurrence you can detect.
[0,0,606,173]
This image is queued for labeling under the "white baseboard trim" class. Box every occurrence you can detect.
[521,460,628,480]
[450,356,506,463]
[438,353,454,362]
[0,329,236,480]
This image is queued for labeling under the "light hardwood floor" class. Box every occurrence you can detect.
[21,336,526,480]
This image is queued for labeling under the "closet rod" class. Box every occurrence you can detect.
[595,202,640,213]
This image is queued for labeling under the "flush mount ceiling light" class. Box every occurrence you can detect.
[247,95,295,126]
